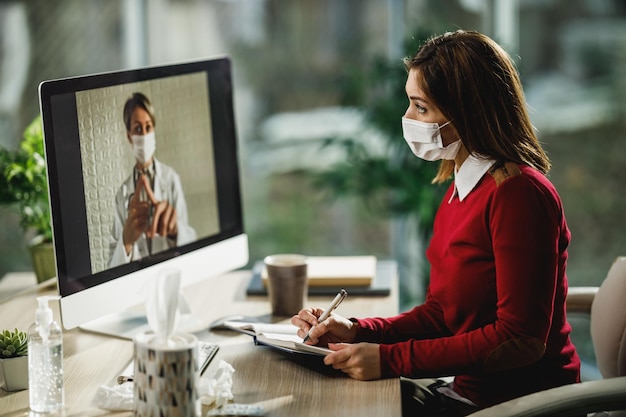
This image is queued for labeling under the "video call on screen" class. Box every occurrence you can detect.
[42,59,244,295]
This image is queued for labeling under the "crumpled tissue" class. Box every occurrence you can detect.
[92,359,236,411]
[92,382,134,411]
[199,359,235,407]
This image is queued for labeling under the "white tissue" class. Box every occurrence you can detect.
[92,383,134,411]
[199,360,235,407]
[145,269,181,346]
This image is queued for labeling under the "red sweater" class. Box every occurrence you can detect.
[354,163,580,407]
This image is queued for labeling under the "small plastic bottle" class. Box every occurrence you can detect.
[28,296,64,413]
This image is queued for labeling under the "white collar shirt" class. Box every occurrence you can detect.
[449,154,496,203]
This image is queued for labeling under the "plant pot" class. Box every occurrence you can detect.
[0,356,28,391]
[28,238,56,284]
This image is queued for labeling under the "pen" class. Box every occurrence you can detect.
[117,375,133,384]
[302,288,348,343]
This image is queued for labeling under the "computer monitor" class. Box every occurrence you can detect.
[39,57,248,339]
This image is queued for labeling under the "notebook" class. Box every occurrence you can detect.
[221,321,332,356]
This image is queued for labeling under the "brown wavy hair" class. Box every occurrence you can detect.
[404,30,550,184]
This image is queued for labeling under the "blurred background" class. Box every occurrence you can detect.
[1,1,625,374]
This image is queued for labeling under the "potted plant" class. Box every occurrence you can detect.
[0,116,55,283]
[0,328,28,391]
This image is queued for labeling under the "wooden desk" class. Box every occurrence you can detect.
[0,268,400,416]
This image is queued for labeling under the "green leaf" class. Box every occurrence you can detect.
[0,115,52,240]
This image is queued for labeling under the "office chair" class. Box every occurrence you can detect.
[468,256,626,417]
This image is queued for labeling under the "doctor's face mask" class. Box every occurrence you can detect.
[131,131,156,165]
[401,117,461,161]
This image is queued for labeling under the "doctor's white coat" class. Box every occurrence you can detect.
[108,159,196,268]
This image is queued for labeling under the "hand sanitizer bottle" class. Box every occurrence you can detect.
[28,296,64,413]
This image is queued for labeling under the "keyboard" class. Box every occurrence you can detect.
[117,341,220,384]
[199,341,220,375]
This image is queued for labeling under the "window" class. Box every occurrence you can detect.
[1,1,624,319]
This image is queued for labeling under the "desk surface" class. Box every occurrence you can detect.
[0,268,400,416]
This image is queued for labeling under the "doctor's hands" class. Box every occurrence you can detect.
[123,174,178,253]
[291,308,381,381]
[123,175,151,253]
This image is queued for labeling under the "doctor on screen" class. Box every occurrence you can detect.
[108,92,196,268]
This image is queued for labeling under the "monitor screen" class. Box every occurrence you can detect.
[39,57,248,338]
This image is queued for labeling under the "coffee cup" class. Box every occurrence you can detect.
[264,254,308,316]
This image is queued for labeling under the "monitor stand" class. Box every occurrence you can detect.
[79,310,152,340]
[79,310,205,340]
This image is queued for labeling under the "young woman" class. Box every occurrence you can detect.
[292,30,580,415]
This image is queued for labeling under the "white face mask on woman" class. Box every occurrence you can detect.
[131,131,156,165]
[402,117,461,161]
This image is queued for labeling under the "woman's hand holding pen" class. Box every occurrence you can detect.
[292,308,356,346]
[292,308,381,381]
